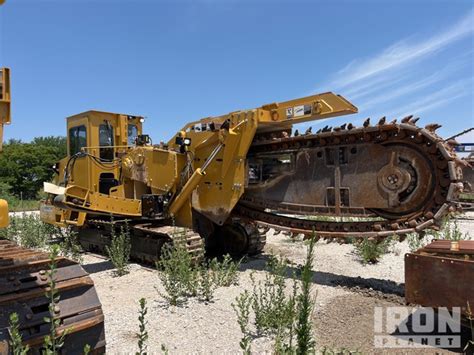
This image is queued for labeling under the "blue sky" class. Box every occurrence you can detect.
[0,0,473,145]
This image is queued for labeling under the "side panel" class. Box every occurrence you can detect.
[189,111,258,225]
[405,242,474,318]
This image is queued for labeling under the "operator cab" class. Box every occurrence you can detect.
[64,110,143,195]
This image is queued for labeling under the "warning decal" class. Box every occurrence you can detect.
[294,105,305,117]
[286,104,312,119]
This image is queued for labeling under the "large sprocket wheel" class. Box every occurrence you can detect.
[373,142,436,219]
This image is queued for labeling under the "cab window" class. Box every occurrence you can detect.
[128,124,138,145]
[69,125,87,156]
[99,123,114,161]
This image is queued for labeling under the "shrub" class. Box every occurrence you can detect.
[157,231,242,306]
[233,236,318,353]
[295,236,316,354]
[232,290,252,355]
[57,226,83,262]
[157,241,196,306]
[136,298,148,355]
[251,256,296,335]
[407,233,428,253]
[106,221,131,276]
[353,237,392,264]
[442,220,470,241]
[0,213,55,249]
[210,254,240,287]
[8,312,29,355]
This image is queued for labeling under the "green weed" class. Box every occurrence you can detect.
[232,290,252,355]
[8,313,29,355]
[106,221,132,276]
[57,226,83,262]
[83,344,91,355]
[295,236,316,354]
[407,233,429,253]
[157,231,241,306]
[0,213,55,249]
[442,219,470,241]
[250,256,296,336]
[210,254,240,287]
[136,298,149,355]
[233,236,318,353]
[43,245,70,354]
[353,237,392,264]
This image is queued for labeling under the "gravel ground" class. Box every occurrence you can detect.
[81,215,473,354]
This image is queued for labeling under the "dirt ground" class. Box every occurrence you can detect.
[82,214,473,354]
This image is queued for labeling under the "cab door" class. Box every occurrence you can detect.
[67,118,90,189]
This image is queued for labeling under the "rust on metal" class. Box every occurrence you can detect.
[239,120,462,240]
[405,240,474,319]
[0,239,105,353]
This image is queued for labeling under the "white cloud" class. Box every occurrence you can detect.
[384,78,472,119]
[331,10,474,89]
[359,57,470,110]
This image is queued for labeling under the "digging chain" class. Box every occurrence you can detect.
[236,118,465,241]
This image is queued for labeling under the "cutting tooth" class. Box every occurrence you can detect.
[305,126,312,135]
[363,118,371,128]
[347,123,354,130]
[425,123,442,132]
[401,115,413,123]
[377,116,386,126]
[294,129,299,137]
[316,128,322,134]
[446,139,459,147]
[340,123,347,130]
[389,119,397,124]
[333,127,341,132]
[409,117,420,125]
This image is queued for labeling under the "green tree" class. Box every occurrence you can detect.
[0,136,66,199]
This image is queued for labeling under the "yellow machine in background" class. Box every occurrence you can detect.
[0,67,11,228]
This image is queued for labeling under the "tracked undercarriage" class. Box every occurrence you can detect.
[76,220,204,263]
[0,239,105,354]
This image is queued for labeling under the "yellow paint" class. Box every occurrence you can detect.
[42,92,357,230]
[0,199,8,228]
